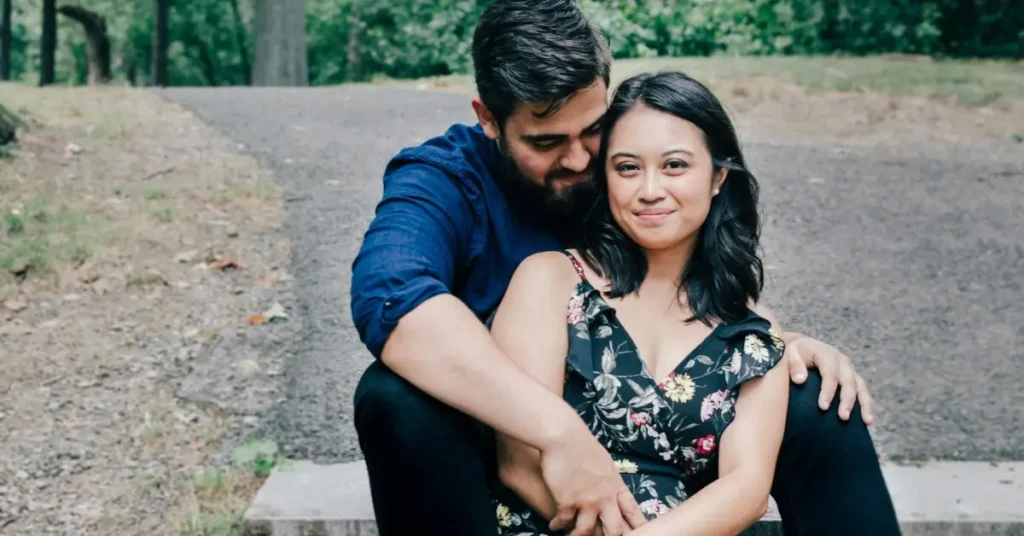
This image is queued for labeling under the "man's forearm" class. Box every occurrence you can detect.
[380,293,582,451]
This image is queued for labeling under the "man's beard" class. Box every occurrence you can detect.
[495,140,599,238]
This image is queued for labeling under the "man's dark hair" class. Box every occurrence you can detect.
[578,71,765,326]
[472,0,612,128]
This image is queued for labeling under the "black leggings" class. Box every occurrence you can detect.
[353,360,900,535]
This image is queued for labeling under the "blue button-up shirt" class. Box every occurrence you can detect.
[350,123,563,358]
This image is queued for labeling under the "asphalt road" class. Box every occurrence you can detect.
[157,85,1023,463]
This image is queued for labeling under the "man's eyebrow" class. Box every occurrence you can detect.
[521,133,566,143]
[520,115,605,143]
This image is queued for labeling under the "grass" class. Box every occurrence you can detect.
[0,82,281,298]
[178,439,286,536]
[0,82,285,534]
[1,194,98,281]
[177,468,262,536]
[375,54,1024,107]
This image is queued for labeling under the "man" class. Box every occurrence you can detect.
[350,1,900,535]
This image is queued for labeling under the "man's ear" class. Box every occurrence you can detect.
[471,98,500,140]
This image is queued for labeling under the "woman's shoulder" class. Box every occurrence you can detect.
[713,302,780,341]
[747,301,778,329]
[510,250,583,292]
[711,301,786,359]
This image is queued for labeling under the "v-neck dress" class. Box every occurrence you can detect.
[490,251,786,535]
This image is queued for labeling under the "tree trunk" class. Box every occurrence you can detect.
[182,34,217,86]
[125,53,137,86]
[1,0,12,80]
[228,0,250,85]
[0,103,23,146]
[345,4,362,82]
[151,0,169,86]
[252,0,308,86]
[56,5,111,85]
[40,0,57,85]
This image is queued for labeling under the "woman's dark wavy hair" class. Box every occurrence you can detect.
[577,71,764,326]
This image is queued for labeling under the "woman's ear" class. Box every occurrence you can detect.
[471,98,500,140]
[712,167,729,195]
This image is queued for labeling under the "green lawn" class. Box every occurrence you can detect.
[375,55,1024,107]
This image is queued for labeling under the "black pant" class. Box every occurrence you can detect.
[353,360,901,535]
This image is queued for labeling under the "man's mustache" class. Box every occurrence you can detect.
[546,167,593,184]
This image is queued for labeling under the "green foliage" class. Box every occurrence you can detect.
[1,0,1021,87]
[229,438,281,478]
[307,0,488,84]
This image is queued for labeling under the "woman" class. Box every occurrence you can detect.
[487,70,790,536]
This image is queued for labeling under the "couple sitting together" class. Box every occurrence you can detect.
[350,1,901,535]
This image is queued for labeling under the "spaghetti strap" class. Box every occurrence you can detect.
[560,250,587,281]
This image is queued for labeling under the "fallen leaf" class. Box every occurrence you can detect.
[234,360,261,378]
[258,269,291,286]
[64,142,83,157]
[78,272,101,284]
[143,269,170,286]
[7,259,30,278]
[174,250,199,264]
[90,278,114,295]
[249,302,287,325]
[258,272,278,286]
[175,412,199,425]
[3,299,27,312]
[209,256,244,271]
[0,319,34,335]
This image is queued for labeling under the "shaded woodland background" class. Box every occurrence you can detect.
[0,0,1021,88]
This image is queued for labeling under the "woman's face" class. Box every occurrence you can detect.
[604,104,726,252]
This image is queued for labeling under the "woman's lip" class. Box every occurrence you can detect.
[636,209,674,217]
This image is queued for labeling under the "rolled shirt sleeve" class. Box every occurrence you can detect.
[350,163,476,358]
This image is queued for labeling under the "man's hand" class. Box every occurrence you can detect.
[782,332,875,425]
[540,422,647,536]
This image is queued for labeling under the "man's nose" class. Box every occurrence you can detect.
[560,138,590,173]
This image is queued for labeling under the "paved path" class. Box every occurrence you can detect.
[157,86,1023,463]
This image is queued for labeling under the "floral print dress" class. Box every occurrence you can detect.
[490,251,785,535]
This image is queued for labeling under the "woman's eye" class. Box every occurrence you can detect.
[665,160,688,170]
[616,163,639,174]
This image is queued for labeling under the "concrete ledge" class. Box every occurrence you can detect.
[243,460,1024,536]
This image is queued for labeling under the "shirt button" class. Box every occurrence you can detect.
[383,300,392,308]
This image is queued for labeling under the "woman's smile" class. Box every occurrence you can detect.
[635,207,676,225]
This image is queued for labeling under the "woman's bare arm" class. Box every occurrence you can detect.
[490,252,579,518]
[491,252,648,535]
